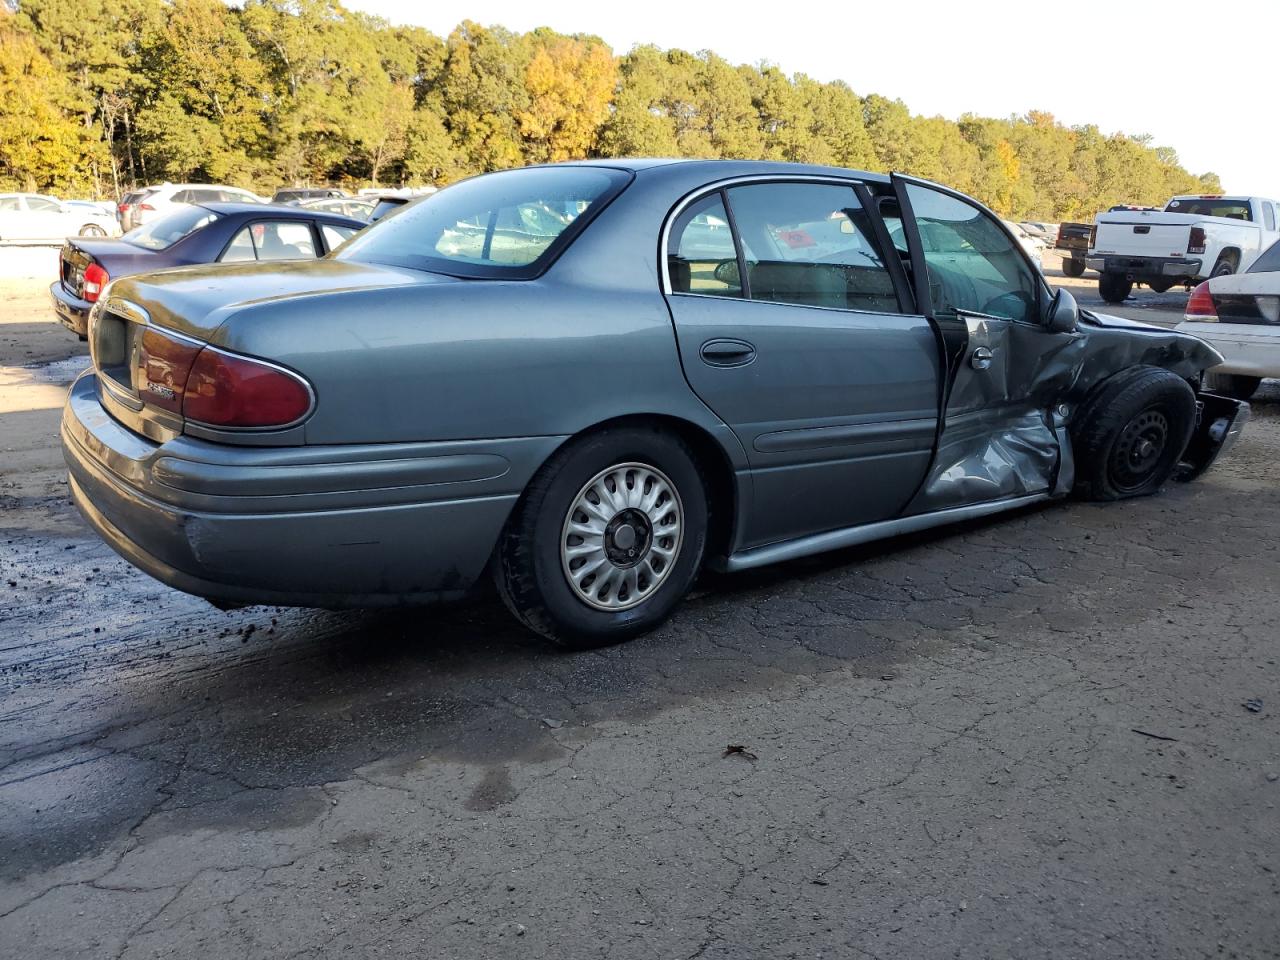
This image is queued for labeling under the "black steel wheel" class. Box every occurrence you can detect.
[1071,365,1197,501]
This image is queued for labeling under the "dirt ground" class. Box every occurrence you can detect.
[1,252,1277,959]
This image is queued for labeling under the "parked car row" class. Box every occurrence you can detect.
[0,193,119,241]
[50,203,365,339]
[56,159,1249,648]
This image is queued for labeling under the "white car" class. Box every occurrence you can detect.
[0,193,118,241]
[1089,195,1280,303]
[1177,237,1280,399]
[120,183,265,231]
[1003,219,1045,268]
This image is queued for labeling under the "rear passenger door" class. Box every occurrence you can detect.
[663,179,942,548]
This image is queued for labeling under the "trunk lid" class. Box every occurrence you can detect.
[90,259,451,441]
[59,238,160,299]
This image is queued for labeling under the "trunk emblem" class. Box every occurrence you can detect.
[146,381,177,401]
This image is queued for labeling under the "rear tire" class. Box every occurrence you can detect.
[1207,373,1261,400]
[1062,258,1086,278]
[1211,254,1238,278]
[1147,278,1175,294]
[494,425,708,649]
[1071,366,1197,501]
[78,224,106,237]
[1098,272,1133,304]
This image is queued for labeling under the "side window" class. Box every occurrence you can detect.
[170,190,192,204]
[667,193,742,298]
[1247,238,1280,275]
[725,182,899,313]
[0,197,23,211]
[1264,203,1276,232]
[28,196,61,212]
[321,223,356,251]
[903,183,1039,323]
[221,221,317,262]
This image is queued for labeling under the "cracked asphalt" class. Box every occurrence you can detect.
[1,260,1278,959]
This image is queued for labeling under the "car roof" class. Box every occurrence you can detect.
[550,158,892,182]
[193,202,366,226]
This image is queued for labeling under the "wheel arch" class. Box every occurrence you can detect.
[1216,246,1242,269]
[538,412,743,563]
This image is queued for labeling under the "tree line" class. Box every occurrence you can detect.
[1,0,1222,220]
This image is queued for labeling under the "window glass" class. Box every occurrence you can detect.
[667,193,742,298]
[1165,198,1252,220]
[725,182,899,313]
[28,196,61,212]
[224,221,317,261]
[0,197,21,212]
[1247,238,1280,274]
[1265,203,1276,231]
[335,166,630,278]
[170,190,192,204]
[903,183,1039,323]
[125,206,220,251]
[221,227,257,262]
[321,223,357,251]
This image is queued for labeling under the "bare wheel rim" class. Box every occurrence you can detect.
[560,461,684,612]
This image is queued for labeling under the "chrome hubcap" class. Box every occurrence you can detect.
[560,462,684,611]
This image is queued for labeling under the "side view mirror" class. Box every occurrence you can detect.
[1045,288,1079,334]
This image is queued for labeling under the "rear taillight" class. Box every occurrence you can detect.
[1056,225,1065,245]
[138,203,155,212]
[138,328,202,415]
[1088,224,1097,249]
[1185,282,1218,322]
[83,262,109,302]
[1188,227,1207,255]
[182,348,313,428]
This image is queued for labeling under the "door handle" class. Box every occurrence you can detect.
[700,338,756,367]
[970,346,994,370]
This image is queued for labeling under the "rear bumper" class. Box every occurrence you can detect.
[50,281,91,337]
[1086,255,1203,279]
[1175,322,1280,378]
[61,372,561,608]
[1178,391,1250,481]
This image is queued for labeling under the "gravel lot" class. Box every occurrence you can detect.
[1,253,1277,959]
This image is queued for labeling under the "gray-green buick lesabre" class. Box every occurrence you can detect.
[62,160,1248,647]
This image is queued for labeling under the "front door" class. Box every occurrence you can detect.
[889,176,1075,514]
[663,179,942,548]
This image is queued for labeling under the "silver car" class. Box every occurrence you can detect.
[62,160,1247,647]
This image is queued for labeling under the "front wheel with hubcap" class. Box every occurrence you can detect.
[494,426,708,648]
[78,224,106,237]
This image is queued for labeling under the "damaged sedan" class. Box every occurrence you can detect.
[61,160,1248,647]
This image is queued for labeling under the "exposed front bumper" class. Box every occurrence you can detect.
[61,372,560,608]
[1178,391,1250,482]
[1086,255,1203,279]
[50,281,91,337]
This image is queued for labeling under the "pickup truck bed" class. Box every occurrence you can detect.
[1088,195,1280,304]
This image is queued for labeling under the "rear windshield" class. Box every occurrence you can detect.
[124,205,219,250]
[1164,198,1253,220]
[1248,238,1280,274]
[336,166,632,279]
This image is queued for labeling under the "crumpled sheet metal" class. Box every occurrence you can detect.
[906,312,1219,514]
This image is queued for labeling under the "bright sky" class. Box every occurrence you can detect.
[347,0,1280,199]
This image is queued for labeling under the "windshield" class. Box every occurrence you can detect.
[1165,198,1253,220]
[336,166,632,279]
[124,206,219,250]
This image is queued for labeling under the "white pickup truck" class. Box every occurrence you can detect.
[1087,195,1280,303]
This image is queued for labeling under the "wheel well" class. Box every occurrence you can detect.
[1218,247,1241,268]
[562,413,738,561]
